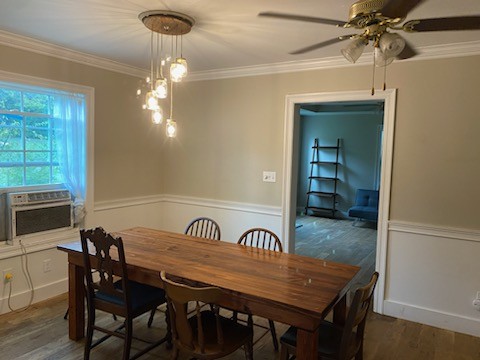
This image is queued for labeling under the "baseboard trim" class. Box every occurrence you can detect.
[383,300,480,337]
[0,278,68,315]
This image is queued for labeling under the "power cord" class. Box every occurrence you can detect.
[7,240,35,312]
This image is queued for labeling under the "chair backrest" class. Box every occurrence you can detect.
[354,189,379,209]
[160,271,226,356]
[80,227,130,308]
[184,217,221,240]
[237,227,283,252]
[339,271,379,360]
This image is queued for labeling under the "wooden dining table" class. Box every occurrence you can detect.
[57,227,360,360]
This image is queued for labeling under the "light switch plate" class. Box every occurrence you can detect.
[263,171,276,183]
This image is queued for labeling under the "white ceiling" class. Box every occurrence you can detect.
[0,0,479,74]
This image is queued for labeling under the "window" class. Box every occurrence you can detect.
[0,72,92,228]
[0,87,70,186]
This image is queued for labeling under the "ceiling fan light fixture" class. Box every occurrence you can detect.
[379,32,406,58]
[341,38,367,63]
[374,47,394,67]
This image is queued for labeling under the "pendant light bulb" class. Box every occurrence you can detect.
[152,109,163,124]
[166,119,177,138]
[170,58,188,82]
[154,78,168,99]
[145,91,159,110]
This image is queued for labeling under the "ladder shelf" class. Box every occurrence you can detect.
[304,138,341,218]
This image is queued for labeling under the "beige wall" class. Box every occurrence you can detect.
[171,56,480,230]
[0,44,165,202]
[1,43,478,230]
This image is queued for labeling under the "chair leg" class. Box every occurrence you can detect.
[84,307,95,360]
[123,318,133,360]
[268,319,279,351]
[63,308,69,320]
[233,310,238,322]
[165,306,173,349]
[279,344,290,360]
[147,308,156,328]
[170,346,179,360]
[244,334,254,360]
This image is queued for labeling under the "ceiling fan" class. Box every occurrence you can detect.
[259,0,480,66]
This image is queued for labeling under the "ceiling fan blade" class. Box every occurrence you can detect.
[380,0,426,19]
[403,16,480,32]
[396,40,417,59]
[259,12,347,27]
[290,36,354,55]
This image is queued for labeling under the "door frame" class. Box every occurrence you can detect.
[281,89,397,313]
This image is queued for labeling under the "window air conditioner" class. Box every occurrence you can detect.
[7,189,73,244]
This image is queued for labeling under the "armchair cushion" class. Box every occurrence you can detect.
[348,189,379,222]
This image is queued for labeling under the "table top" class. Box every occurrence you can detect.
[58,227,359,324]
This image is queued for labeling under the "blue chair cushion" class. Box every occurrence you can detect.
[96,280,166,310]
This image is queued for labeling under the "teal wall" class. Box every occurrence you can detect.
[297,112,384,218]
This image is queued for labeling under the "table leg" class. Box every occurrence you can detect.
[68,260,85,340]
[296,327,318,360]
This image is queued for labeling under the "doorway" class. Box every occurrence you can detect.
[281,89,397,313]
[295,100,384,286]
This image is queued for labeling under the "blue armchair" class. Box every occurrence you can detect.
[348,189,379,222]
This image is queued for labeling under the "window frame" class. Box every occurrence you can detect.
[0,70,94,244]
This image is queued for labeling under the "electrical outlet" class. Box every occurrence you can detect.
[43,259,52,273]
[3,268,13,283]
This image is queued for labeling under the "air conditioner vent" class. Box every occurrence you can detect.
[8,189,71,206]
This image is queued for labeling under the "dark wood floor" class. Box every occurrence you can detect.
[295,215,377,286]
[1,293,479,359]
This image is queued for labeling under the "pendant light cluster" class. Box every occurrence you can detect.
[137,10,194,137]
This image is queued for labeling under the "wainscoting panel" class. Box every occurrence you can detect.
[384,221,480,337]
[160,195,283,244]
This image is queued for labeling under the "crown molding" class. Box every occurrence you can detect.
[0,30,146,78]
[1,29,479,81]
[189,40,480,81]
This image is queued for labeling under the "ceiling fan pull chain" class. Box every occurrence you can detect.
[383,60,387,91]
[371,50,376,96]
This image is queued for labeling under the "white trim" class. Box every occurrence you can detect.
[0,30,146,78]
[0,228,78,259]
[188,41,480,81]
[1,29,479,80]
[94,194,281,217]
[0,278,68,315]
[388,221,480,243]
[282,89,397,316]
[383,300,480,338]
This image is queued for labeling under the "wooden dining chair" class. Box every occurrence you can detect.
[235,227,283,350]
[279,271,379,360]
[160,271,253,360]
[148,216,222,328]
[184,217,222,240]
[237,227,283,252]
[80,227,170,360]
